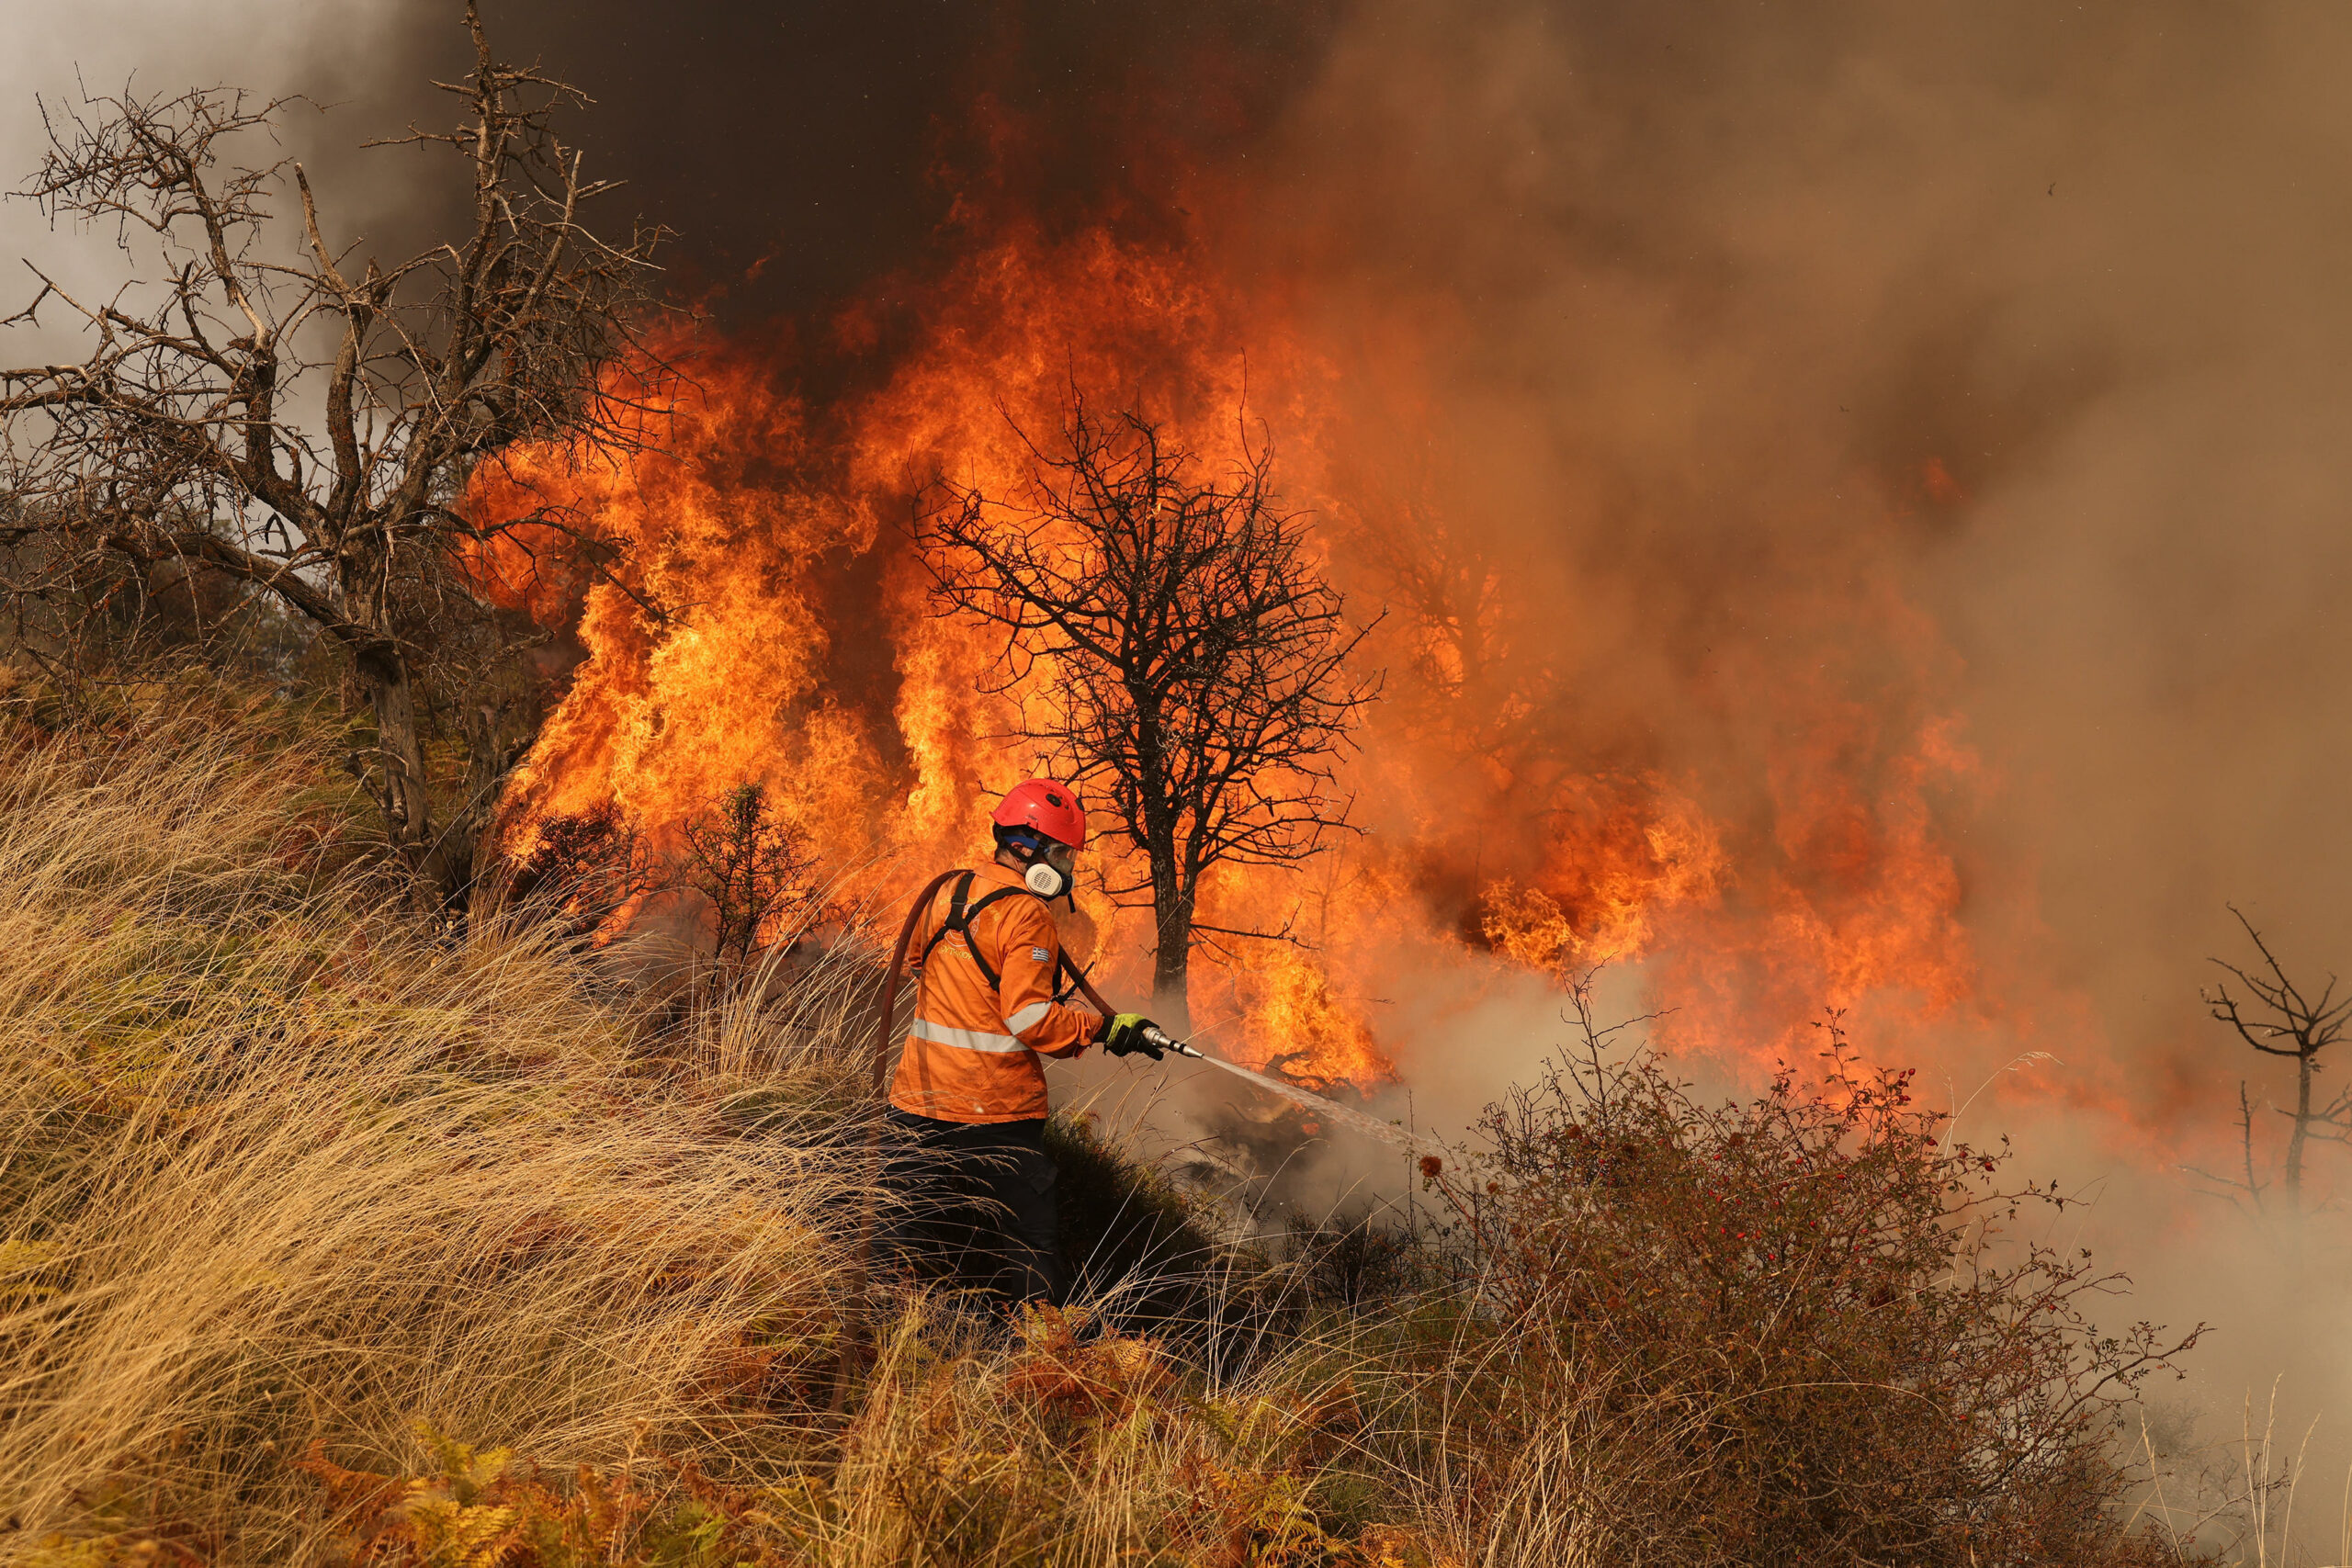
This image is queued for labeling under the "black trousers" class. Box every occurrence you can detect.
[879,1109,1069,1308]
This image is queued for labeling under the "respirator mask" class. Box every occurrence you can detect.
[1023,840,1078,899]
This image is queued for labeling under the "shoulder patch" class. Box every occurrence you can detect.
[1029,945,1051,963]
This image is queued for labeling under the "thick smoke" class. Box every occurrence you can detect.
[445,0,1344,324]
[1229,0,2352,1506]
[1250,0,2352,1075]
[1236,0,2352,1511]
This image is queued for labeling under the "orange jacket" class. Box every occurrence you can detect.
[888,863,1102,1124]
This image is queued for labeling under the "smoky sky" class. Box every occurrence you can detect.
[2,2,1348,351]
[424,1,1347,320]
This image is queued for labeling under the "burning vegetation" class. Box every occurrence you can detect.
[10,1,2337,1561]
[458,186,1990,1094]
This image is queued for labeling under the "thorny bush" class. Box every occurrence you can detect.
[1408,1016,2200,1566]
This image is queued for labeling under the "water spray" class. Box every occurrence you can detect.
[1137,1024,1440,1157]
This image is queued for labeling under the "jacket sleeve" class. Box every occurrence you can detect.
[986,897,1101,1059]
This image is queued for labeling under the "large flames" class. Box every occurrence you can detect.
[466,189,2003,1099]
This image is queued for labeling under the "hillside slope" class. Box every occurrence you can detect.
[0,692,2193,1566]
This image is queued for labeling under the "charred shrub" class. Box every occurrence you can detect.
[1407,1028,2197,1567]
[1283,1208,1422,1312]
[503,802,656,940]
[1046,1113,1227,1333]
[678,782,823,971]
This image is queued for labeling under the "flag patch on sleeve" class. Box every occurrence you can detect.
[1030,946,1051,962]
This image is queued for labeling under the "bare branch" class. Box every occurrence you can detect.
[2202,907,2352,1217]
[0,10,674,910]
[922,390,1382,1020]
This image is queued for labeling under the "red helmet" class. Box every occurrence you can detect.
[992,778,1087,849]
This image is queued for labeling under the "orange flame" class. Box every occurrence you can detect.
[465,201,2014,1098]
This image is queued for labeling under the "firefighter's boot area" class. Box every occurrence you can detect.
[879,1110,1069,1309]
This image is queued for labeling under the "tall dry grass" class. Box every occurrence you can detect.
[0,708,876,1561]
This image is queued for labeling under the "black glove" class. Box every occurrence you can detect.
[1099,1012,1165,1060]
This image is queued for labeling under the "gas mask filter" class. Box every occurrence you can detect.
[1023,841,1076,899]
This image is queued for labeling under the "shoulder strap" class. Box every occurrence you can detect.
[914,871,977,974]
[913,872,1041,997]
[952,886,1037,995]
[1051,948,1091,1004]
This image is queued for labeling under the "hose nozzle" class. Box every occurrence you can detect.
[1143,1024,1206,1059]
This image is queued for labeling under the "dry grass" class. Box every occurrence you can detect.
[0,695,1614,1567]
[769,1302,1363,1566]
[0,705,875,1562]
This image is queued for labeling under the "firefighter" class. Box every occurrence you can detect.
[881,778,1164,1307]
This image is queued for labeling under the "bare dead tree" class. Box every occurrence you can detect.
[0,3,669,906]
[2194,906,2352,1217]
[922,395,1380,1028]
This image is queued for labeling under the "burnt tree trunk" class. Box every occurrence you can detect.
[1150,878,1195,1033]
[2287,1044,2316,1209]
[1140,784,1193,1031]
[356,639,453,904]
[1134,690,1193,1028]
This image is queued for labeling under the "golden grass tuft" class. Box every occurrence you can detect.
[0,709,873,1561]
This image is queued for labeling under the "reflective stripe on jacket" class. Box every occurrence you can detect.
[888,863,1101,1123]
